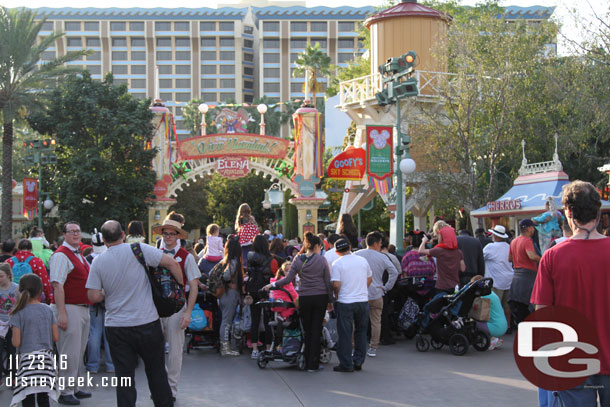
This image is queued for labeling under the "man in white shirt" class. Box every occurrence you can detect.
[323,234,341,266]
[331,238,372,372]
[483,225,513,330]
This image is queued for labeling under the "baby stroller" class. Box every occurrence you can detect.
[185,291,219,353]
[391,276,429,339]
[414,277,493,356]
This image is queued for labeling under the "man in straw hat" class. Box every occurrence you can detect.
[483,225,513,330]
[152,213,201,402]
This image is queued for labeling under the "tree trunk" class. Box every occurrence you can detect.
[2,120,13,240]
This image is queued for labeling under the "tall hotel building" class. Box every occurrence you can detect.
[33,4,374,138]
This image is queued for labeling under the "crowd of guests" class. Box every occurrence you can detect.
[0,180,607,407]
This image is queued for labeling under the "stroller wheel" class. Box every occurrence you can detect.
[404,325,417,340]
[297,353,306,371]
[449,333,469,356]
[415,335,430,352]
[430,339,444,350]
[320,348,332,364]
[472,330,491,352]
[257,353,268,369]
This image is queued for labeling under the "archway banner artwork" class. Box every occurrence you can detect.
[177,133,290,160]
[366,124,394,195]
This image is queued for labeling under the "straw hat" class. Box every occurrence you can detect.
[152,219,188,240]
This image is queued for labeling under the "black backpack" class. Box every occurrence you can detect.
[245,256,272,294]
[131,243,185,318]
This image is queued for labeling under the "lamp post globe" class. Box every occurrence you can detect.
[198,103,209,114]
[43,199,54,210]
[399,158,416,175]
[257,104,268,114]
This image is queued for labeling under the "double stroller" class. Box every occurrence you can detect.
[414,277,494,356]
[256,287,331,370]
[185,291,220,353]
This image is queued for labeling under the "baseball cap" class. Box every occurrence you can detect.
[519,219,535,229]
[335,238,350,252]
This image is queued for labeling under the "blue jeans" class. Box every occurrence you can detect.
[106,320,173,407]
[335,301,369,369]
[87,305,114,372]
[553,375,610,407]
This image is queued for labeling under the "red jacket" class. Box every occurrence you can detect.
[6,251,53,304]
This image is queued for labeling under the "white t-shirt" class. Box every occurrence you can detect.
[205,235,224,258]
[86,243,163,327]
[324,248,339,266]
[330,254,372,304]
[483,241,514,290]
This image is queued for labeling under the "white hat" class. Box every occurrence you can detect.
[488,225,508,239]
[91,228,107,254]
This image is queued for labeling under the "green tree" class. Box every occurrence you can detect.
[27,72,157,232]
[0,7,88,239]
[293,43,331,108]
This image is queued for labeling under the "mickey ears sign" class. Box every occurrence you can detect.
[326,147,366,180]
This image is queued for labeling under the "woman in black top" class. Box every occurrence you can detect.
[246,235,273,359]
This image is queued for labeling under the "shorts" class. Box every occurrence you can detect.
[492,288,510,309]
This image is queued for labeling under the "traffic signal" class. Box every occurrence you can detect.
[375,88,391,106]
[40,154,57,165]
[23,155,36,166]
[401,51,416,73]
[393,77,418,98]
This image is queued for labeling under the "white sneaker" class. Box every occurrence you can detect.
[251,350,260,359]
[367,347,377,357]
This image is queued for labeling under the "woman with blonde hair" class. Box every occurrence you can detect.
[235,203,258,266]
[419,221,466,296]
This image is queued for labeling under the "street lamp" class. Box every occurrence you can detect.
[262,191,272,210]
[23,138,57,229]
[262,183,284,235]
[198,103,209,136]
[257,103,268,135]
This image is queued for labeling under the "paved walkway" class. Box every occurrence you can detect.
[0,334,538,406]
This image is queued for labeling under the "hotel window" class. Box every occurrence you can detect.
[201,38,216,47]
[112,51,127,60]
[310,22,327,32]
[200,22,215,31]
[291,39,306,48]
[291,83,303,92]
[112,37,127,47]
[201,51,216,61]
[86,52,101,61]
[160,92,172,101]
[220,79,235,88]
[264,22,279,32]
[244,80,253,89]
[338,22,354,32]
[157,38,171,47]
[290,53,299,63]
[263,39,279,48]
[65,22,80,31]
[159,79,173,88]
[264,83,280,92]
[129,22,144,31]
[41,21,54,31]
[86,37,100,47]
[219,93,234,101]
[243,53,253,62]
[175,51,190,60]
[218,22,234,31]
[158,65,172,74]
[202,79,216,88]
[202,65,216,74]
[131,65,146,74]
[87,65,101,74]
[114,78,128,84]
[110,22,126,31]
[67,37,82,47]
[175,93,191,102]
[263,53,279,63]
[176,79,191,88]
[131,51,146,61]
[131,79,146,88]
[112,65,128,74]
[176,65,191,74]
[84,22,99,31]
[175,38,190,47]
[131,93,146,100]
[244,94,253,103]
[338,53,354,63]
[243,66,254,75]
[264,68,279,78]
[155,22,171,31]
[219,51,234,60]
[156,51,172,61]
[338,39,354,48]
[202,93,216,102]
[244,39,253,48]
[219,38,234,46]
[244,26,253,34]
[220,65,235,74]
[291,22,307,32]
[174,22,189,31]
[311,38,327,48]
[131,37,145,47]
[291,68,304,78]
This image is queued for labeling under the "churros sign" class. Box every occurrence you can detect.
[177,133,289,160]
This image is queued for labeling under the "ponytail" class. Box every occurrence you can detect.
[10,274,43,316]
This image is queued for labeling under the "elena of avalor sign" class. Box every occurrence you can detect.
[216,157,250,179]
[366,125,393,181]
[327,147,366,180]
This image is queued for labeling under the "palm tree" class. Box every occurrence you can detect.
[0,7,88,239]
[293,42,331,109]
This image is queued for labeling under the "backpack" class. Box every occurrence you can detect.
[188,303,208,331]
[398,297,420,331]
[207,262,227,298]
[10,256,34,283]
[130,243,186,318]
